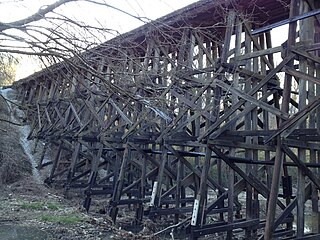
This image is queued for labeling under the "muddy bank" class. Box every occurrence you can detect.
[0,89,32,185]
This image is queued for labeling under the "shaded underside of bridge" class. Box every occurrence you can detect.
[12,0,320,239]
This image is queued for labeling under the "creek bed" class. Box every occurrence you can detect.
[0,224,50,240]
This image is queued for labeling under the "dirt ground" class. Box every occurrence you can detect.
[0,177,161,240]
[0,178,108,240]
[0,89,161,240]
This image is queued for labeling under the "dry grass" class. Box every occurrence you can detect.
[0,92,31,185]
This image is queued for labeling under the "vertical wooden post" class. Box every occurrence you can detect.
[65,142,81,188]
[191,147,212,227]
[265,31,275,188]
[264,1,299,239]
[244,20,254,239]
[150,145,168,210]
[175,153,182,223]
[46,141,63,184]
[135,145,146,224]
[226,15,242,240]
[110,144,130,222]
[37,142,48,169]
[296,0,312,236]
[314,60,320,233]
[219,9,236,224]
[83,142,103,211]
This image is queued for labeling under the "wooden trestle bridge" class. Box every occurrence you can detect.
[11,0,320,238]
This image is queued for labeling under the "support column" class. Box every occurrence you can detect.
[264,1,299,239]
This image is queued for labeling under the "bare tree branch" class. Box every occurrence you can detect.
[0,117,22,126]
[0,0,78,32]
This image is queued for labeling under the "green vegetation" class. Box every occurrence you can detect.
[20,201,60,211]
[47,202,60,210]
[19,201,84,224]
[39,215,83,224]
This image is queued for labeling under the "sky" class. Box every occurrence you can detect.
[0,0,198,32]
[0,0,289,81]
[0,0,199,80]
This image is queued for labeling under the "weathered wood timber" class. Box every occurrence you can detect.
[11,0,320,238]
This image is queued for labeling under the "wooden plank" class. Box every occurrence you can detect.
[83,99,105,127]
[108,99,132,126]
[128,142,176,180]
[264,1,299,233]
[206,178,245,214]
[156,66,224,142]
[199,53,295,141]
[208,90,275,140]
[110,144,130,222]
[214,80,287,119]
[283,139,320,150]
[265,95,320,143]
[165,144,225,192]
[210,146,286,210]
[193,219,260,236]
[161,172,194,199]
[274,183,311,230]
[193,147,213,227]
[282,145,320,189]
[231,46,282,62]
[284,66,320,84]
[54,106,67,127]
[47,141,63,184]
[243,21,274,70]
[208,139,275,151]
[69,102,83,127]
[151,146,168,207]
[170,89,216,122]
[252,8,320,35]
[292,48,320,64]
[193,31,216,66]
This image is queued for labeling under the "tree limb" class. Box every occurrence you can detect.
[0,118,22,126]
[0,0,78,32]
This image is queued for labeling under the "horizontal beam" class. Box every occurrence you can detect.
[252,8,320,35]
